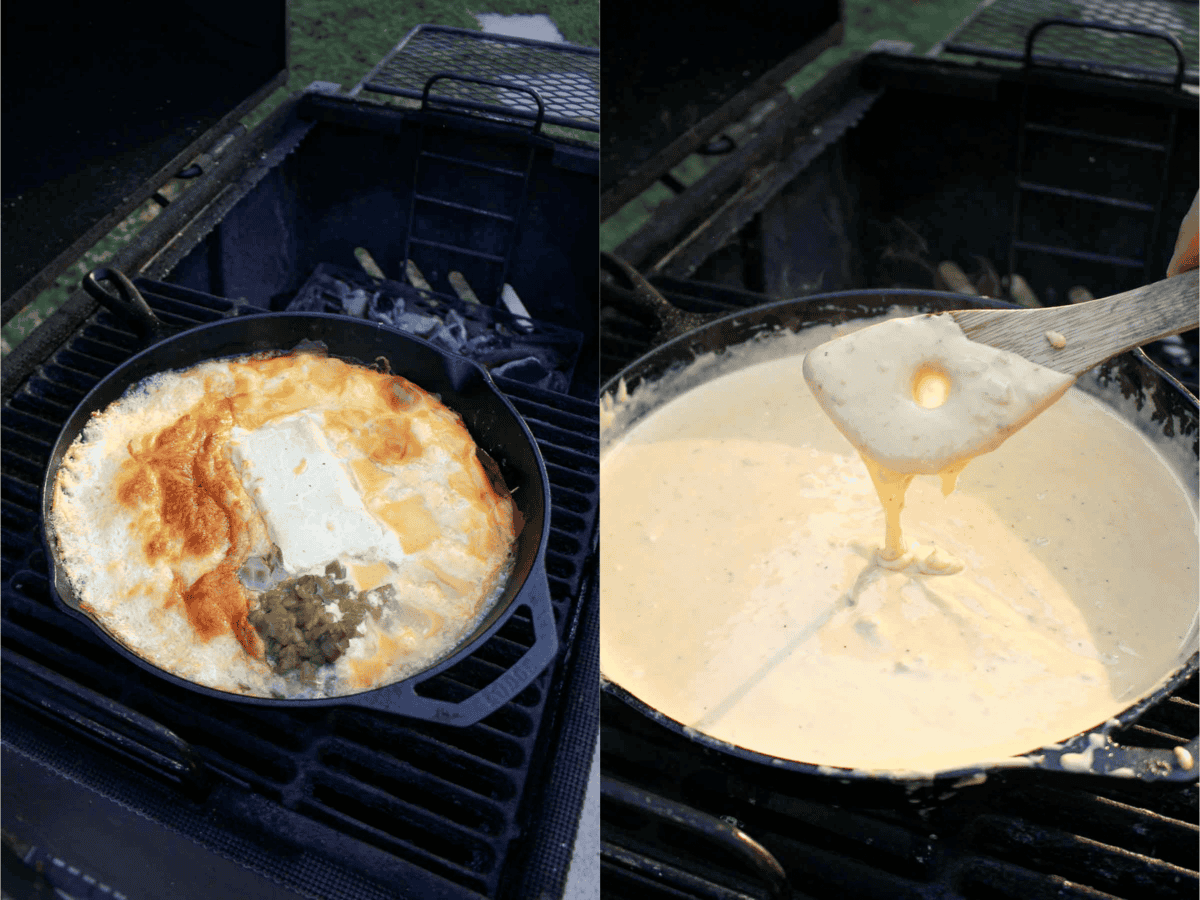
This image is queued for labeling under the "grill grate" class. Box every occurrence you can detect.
[938,0,1199,85]
[357,25,599,134]
[602,680,1200,900]
[1,279,599,899]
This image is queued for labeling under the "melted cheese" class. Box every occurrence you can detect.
[803,313,1075,567]
[51,350,517,698]
[600,321,1197,774]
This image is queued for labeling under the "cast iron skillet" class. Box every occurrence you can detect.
[600,274,1199,784]
[41,269,557,727]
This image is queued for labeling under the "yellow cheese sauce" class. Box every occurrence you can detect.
[802,312,1075,571]
[600,323,1198,774]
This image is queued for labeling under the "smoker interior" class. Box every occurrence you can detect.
[2,90,599,900]
[613,53,1197,328]
[600,51,1199,900]
[162,90,600,399]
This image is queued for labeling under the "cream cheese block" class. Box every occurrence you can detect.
[228,414,406,574]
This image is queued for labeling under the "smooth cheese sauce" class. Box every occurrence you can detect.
[802,313,1075,570]
[600,321,1198,774]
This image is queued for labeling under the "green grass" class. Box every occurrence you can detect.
[2,0,598,358]
[600,0,985,253]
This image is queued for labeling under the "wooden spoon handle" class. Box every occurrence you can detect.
[949,270,1198,376]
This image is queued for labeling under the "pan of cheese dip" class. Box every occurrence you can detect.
[43,283,557,727]
[600,289,1198,781]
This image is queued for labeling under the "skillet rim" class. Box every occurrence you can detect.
[39,310,557,719]
[598,288,1199,783]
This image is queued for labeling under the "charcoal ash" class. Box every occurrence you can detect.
[287,263,581,392]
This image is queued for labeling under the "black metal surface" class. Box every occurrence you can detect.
[3,84,600,409]
[938,0,1199,85]
[166,89,600,401]
[1,1,288,313]
[602,683,1200,900]
[1007,20,1184,289]
[404,108,540,308]
[357,25,598,133]
[612,49,1197,319]
[2,280,599,899]
[599,0,843,218]
[610,57,878,279]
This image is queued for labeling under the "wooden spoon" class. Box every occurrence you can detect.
[948,270,1198,377]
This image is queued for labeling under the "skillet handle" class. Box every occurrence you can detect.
[358,565,559,726]
[1039,733,1199,782]
[600,251,716,346]
[83,268,172,342]
[600,251,682,331]
[602,777,790,900]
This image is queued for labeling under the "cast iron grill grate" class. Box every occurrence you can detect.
[601,675,1199,900]
[937,0,1198,85]
[0,278,599,899]
[357,25,599,133]
[599,275,1199,900]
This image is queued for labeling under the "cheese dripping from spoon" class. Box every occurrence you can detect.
[802,313,1076,573]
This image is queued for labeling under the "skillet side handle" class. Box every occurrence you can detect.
[1101,737,1200,783]
[385,566,559,727]
[1040,735,1200,783]
[83,268,172,342]
[602,777,790,900]
[600,252,674,324]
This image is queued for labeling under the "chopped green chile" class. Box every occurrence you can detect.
[248,568,376,682]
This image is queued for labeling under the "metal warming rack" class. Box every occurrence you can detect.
[356,25,600,134]
[933,0,1199,85]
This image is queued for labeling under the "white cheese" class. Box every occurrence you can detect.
[228,414,405,573]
